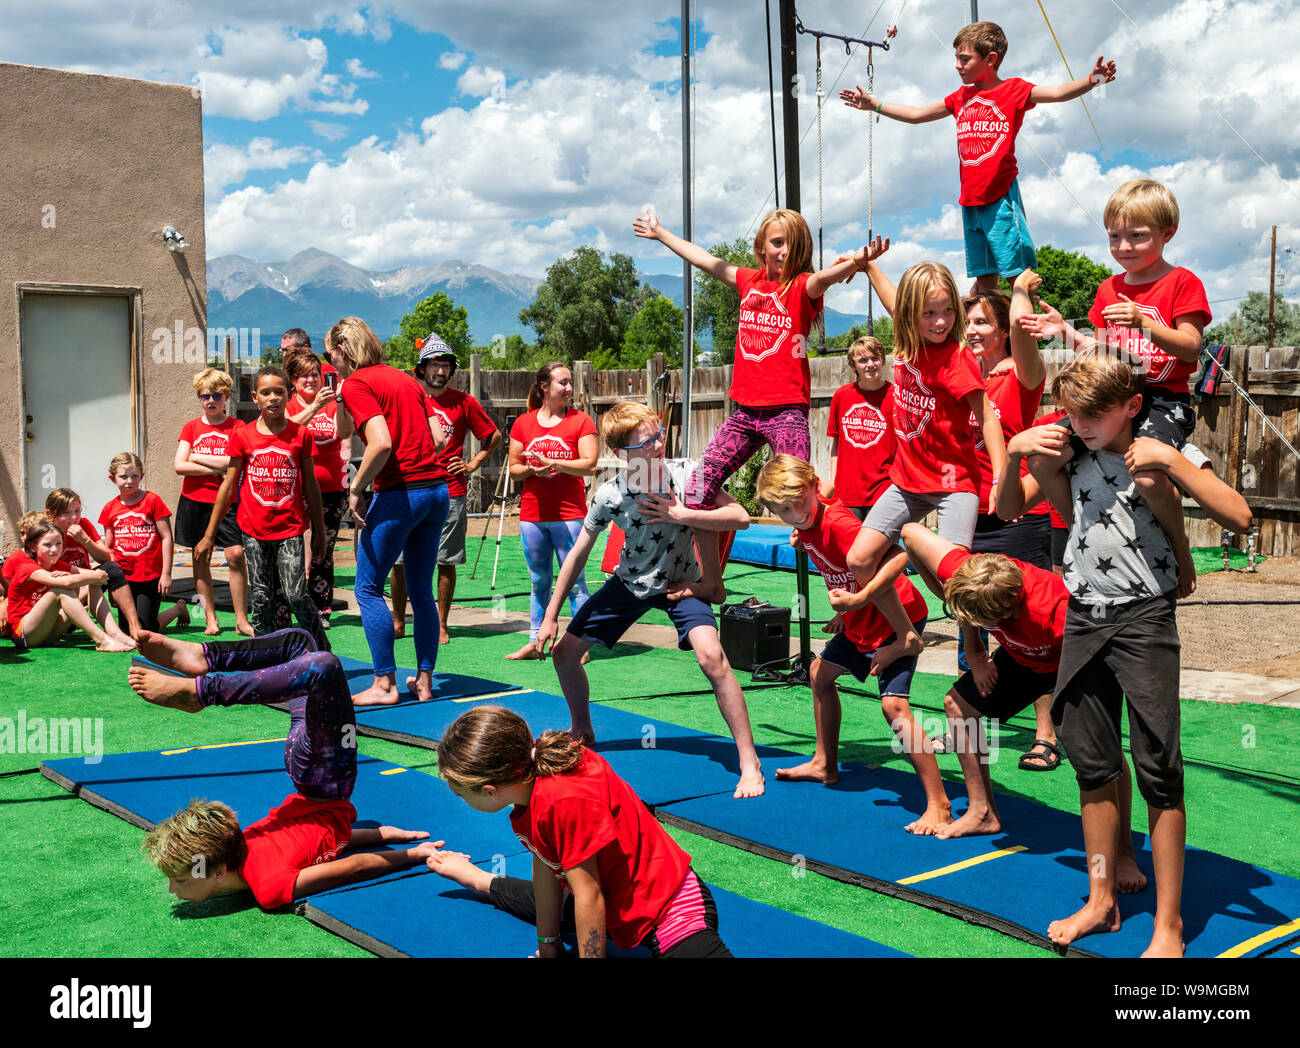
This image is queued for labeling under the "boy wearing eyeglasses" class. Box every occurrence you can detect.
[535,401,765,799]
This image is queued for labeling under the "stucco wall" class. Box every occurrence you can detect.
[0,62,205,552]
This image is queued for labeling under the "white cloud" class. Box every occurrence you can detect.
[204,137,312,196]
[345,57,379,78]
[438,51,468,70]
[308,120,350,140]
[456,64,506,99]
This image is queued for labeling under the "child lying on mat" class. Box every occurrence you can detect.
[430,704,733,957]
[755,456,949,834]
[131,629,445,908]
[535,400,765,799]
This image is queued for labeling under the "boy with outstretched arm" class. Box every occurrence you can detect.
[842,20,1115,293]
[998,348,1251,956]
[535,401,765,799]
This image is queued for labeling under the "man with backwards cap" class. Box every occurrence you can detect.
[389,334,502,642]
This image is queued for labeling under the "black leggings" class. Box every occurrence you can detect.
[487,872,733,958]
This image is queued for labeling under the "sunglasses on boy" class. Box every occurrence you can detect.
[625,427,666,450]
[197,392,226,401]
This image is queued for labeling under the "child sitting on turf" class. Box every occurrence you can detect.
[3,520,135,651]
[431,704,733,957]
[842,21,1115,293]
[2,511,47,646]
[756,456,946,835]
[536,401,765,799]
[998,348,1251,956]
[46,487,143,638]
[130,629,446,908]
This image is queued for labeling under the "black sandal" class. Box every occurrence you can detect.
[1019,739,1063,771]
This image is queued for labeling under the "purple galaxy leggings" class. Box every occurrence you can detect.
[195,629,356,801]
[684,403,810,509]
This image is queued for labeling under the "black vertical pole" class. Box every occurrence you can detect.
[779,0,812,683]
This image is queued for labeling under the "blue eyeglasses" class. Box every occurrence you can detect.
[625,427,666,450]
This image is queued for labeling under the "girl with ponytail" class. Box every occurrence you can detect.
[431,705,733,957]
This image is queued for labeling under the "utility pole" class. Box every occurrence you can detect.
[971,2,979,20]
[1268,224,1277,351]
[680,0,693,456]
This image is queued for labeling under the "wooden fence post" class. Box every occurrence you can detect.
[574,359,593,417]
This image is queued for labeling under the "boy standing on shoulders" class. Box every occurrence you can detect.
[843,21,1115,293]
[537,401,765,799]
[998,348,1251,957]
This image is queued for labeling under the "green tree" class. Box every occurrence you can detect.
[387,291,471,371]
[1205,290,1300,346]
[1034,244,1113,324]
[693,237,759,365]
[519,246,650,360]
[825,317,894,354]
[590,295,685,370]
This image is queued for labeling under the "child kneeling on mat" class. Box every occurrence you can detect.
[131,629,444,908]
[430,705,733,957]
[536,401,765,800]
[756,456,945,835]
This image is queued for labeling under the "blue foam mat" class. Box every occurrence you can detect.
[304,862,908,958]
[729,524,821,572]
[656,756,1300,959]
[335,656,515,710]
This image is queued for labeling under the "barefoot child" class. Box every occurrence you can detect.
[195,367,328,651]
[3,520,135,651]
[131,629,445,907]
[842,20,1115,293]
[46,488,143,638]
[173,368,253,636]
[537,402,765,799]
[98,453,189,635]
[433,705,733,957]
[823,336,896,521]
[998,348,1252,956]
[756,457,944,834]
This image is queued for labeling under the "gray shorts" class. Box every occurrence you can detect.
[863,486,980,548]
[437,495,468,565]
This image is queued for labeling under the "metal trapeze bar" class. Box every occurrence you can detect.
[794,22,891,52]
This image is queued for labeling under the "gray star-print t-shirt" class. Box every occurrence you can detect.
[583,458,702,599]
[1062,444,1177,605]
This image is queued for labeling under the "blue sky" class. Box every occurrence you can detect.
[3,1,1298,318]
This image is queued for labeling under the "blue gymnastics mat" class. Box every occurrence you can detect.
[729,524,821,573]
[303,863,910,958]
[654,757,1300,959]
[338,656,517,711]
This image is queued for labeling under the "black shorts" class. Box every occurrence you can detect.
[175,496,241,549]
[971,512,1052,569]
[566,576,716,651]
[951,645,1057,721]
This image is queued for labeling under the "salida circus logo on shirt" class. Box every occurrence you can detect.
[737,287,793,362]
[245,447,299,507]
[841,402,888,450]
[893,361,937,441]
[524,435,575,461]
[190,428,230,455]
[1103,307,1177,382]
[306,410,337,446]
[112,511,157,556]
[954,96,1012,167]
[802,542,856,592]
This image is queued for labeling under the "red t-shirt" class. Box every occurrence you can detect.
[937,548,1067,673]
[511,409,596,522]
[1,550,24,584]
[239,792,357,910]
[229,421,314,541]
[178,416,241,504]
[509,749,691,950]
[341,365,448,491]
[967,368,1044,509]
[99,492,171,583]
[1087,268,1211,394]
[5,555,73,623]
[889,341,986,495]
[731,269,823,407]
[57,517,101,572]
[796,498,929,653]
[427,389,498,499]
[827,382,896,507]
[944,77,1036,206]
[288,396,347,494]
[1031,409,1068,526]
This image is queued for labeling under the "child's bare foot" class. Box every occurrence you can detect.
[128,666,202,712]
[95,634,136,653]
[505,641,543,660]
[1141,924,1185,958]
[1116,853,1149,893]
[904,803,953,835]
[352,680,402,706]
[136,630,208,675]
[1175,548,1197,599]
[439,630,451,646]
[425,849,491,894]
[1047,900,1121,946]
[870,629,924,677]
[774,759,839,785]
[392,617,406,638]
[236,620,255,638]
[173,602,192,629]
[734,768,766,799]
[935,806,1001,839]
[405,673,434,701]
[203,616,221,636]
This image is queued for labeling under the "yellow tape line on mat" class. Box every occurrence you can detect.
[162,737,286,755]
[1217,916,1300,958]
[897,845,1028,885]
[453,688,531,703]
[380,768,408,775]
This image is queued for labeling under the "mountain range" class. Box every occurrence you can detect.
[207,248,872,350]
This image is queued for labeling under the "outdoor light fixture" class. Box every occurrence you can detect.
[162,226,190,252]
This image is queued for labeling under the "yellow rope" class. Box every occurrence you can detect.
[1036,0,1108,158]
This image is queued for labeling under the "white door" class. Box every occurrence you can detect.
[21,293,133,510]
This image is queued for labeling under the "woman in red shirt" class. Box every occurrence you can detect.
[326,317,448,705]
[286,348,354,631]
[505,363,598,661]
